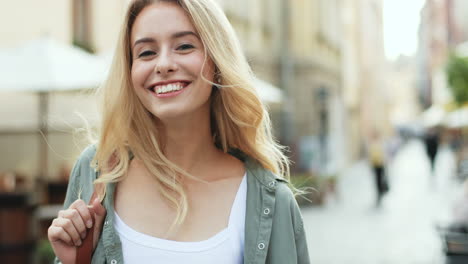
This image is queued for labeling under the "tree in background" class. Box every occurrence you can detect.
[446,54,468,105]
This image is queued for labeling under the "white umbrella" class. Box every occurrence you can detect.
[0,37,106,91]
[0,37,106,184]
[421,105,446,128]
[445,107,468,128]
[253,78,283,105]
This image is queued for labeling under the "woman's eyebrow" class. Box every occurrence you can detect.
[132,31,199,49]
[172,31,200,40]
[133,37,155,49]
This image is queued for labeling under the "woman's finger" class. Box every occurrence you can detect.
[48,225,73,246]
[53,217,82,247]
[70,199,93,229]
[60,208,87,239]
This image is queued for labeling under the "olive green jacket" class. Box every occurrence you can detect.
[55,145,310,264]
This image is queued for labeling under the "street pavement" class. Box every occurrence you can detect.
[301,139,464,264]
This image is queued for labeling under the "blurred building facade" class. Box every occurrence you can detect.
[386,56,421,127]
[418,0,468,108]
[341,0,390,160]
[0,0,129,53]
[285,0,345,173]
[222,0,390,172]
[206,0,348,173]
[289,0,346,174]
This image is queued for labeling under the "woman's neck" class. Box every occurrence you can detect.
[160,116,221,175]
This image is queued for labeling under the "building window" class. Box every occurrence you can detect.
[73,0,93,52]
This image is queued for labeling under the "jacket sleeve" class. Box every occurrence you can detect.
[269,180,311,264]
[291,196,311,264]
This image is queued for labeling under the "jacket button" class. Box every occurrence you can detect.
[263,208,270,215]
[268,181,276,188]
[258,242,265,250]
[110,260,117,264]
[104,221,109,226]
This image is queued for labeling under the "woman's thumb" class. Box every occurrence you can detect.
[90,198,107,248]
[91,198,106,218]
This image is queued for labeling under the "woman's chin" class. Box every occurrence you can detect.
[151,108,189,122]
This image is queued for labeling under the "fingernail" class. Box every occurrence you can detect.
[76,240,82,246]
[81,232,86,239]
[87,220,93,228]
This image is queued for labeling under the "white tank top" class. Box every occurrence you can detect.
[114,174,247,264]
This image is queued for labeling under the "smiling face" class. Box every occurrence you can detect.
[130,2,215,123]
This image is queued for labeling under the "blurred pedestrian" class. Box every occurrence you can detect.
[383,132,402,183]
[47,0,310,263]
[423,127,440,174]
[368,131,389,207]
[386,133,402,163]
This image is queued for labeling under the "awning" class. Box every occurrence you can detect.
[253,77,283,105]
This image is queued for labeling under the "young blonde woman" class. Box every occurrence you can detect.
[48,0,310,263]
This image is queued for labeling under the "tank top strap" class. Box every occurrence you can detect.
[227,174,247,230]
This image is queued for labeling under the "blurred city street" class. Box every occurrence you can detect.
[302,139,462,264]
[1,0,468,263]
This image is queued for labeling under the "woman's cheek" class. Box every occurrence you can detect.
[130,65,138,87]
[131,63,147,89]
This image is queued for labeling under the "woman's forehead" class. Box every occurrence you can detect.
[131,2,197,43]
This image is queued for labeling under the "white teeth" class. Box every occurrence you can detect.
[154,83,185,94]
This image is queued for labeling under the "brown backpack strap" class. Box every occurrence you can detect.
[75,191,98,264]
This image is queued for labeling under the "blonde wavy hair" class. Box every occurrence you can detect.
[92,0,289,230]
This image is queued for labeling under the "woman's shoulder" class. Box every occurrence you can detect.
[78,144,98,162]
[72,144,98,170]
[69,144,98,184]
[244,157,288,187]
[62,144,99,206]
[244,158,295,202]
[245,159,304,231]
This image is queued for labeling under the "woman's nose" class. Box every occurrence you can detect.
[154,50,178,75]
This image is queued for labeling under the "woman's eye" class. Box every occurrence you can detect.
[138,50,156,58]
[177,44,194,50]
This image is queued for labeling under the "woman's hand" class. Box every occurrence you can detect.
[48,198,107,264]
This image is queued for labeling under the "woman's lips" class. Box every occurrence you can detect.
[149,82,191,98]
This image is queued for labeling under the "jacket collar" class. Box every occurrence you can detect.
[229,148,287,187]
